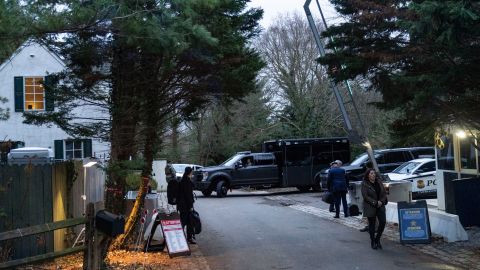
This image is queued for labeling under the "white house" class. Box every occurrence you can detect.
[0,40,110,160]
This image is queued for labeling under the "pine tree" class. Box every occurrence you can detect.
[320,0,480,144]
[17,0,263,249]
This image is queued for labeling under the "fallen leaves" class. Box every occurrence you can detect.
[28,249,186,270]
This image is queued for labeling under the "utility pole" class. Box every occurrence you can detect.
[303,0,381,175]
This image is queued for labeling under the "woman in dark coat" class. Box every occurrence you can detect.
[361,168,387,249]
[177,166,196,244]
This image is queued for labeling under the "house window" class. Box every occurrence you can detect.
[54,139,93,160]
[24,77,45,111]
[65,140,84,159]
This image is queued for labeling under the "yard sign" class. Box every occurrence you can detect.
[397,201,432,244]
[159,212,191,257]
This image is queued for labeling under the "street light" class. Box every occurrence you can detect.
[456,130,467,139]
[82,161,98,215]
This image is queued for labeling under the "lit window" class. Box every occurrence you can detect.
[24,77,45,111]
[65,140,83,159]
[459,136,477,170]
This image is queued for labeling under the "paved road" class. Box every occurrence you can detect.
[193,190,461,270]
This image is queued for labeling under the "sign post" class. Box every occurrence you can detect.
[159,212,191,257]
[397,201,432,244]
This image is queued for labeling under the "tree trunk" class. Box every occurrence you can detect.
[171,116,180,162]
[106,42,140,215]
[110,50,160,249]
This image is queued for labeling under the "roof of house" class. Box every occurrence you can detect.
[0,39,65,73]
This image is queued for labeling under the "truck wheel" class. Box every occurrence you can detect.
[311,176,322,192]
[202,190,212,197]
[296,186,310,192]
[216,180,228,198]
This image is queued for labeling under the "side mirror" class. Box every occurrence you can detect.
[235,161,242,169]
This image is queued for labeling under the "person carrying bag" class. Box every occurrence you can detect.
[361,168,388,250]
[177,167,196,244]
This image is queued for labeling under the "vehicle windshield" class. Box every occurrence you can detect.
[349,152,381,166]
[350,153,369,166]
[392,162,421,174]
[221,154,244,166]
[172,164,188,173]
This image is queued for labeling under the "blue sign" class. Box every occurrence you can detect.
[397,201,431,244]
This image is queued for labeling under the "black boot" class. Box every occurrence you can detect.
[375,238,382,249]
[371,239,377,250]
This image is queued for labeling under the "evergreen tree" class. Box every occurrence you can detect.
[320,0,480,144]
[18,0,263,249]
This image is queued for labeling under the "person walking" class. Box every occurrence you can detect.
[327,160,349,218]
[361,168,387,249]
[177,166,196,244]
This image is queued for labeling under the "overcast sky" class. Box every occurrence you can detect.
[248,0,338,29]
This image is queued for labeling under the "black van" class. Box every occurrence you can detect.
[193,137,350,197]
[319,147,435,189]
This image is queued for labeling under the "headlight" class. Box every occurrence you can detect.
[202,172,209,181]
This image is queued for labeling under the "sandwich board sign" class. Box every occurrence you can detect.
[143,212,165,252]
[159,212,191,257]
[397,200,432,244]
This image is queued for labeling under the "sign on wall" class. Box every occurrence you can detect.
[397,201,432,244]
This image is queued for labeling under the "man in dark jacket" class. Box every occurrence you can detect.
[327,160,349,218]
[177,167,196,244]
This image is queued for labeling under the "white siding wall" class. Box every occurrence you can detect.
[152,160,167,191]
[0,41,110,157]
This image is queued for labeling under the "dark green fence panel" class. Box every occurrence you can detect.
[0,165,53,260]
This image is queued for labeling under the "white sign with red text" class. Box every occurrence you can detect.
[160,218,190,256]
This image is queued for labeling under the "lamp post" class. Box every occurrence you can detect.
[82,161,97,215]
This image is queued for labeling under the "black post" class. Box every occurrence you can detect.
[83,203,95,270]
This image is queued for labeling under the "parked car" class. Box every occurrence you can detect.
[171,163,203,181]
[386,158,437,199]
[320,146,435,189]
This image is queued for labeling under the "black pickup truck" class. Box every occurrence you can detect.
[193,137,350,197]
[193,151,280,197]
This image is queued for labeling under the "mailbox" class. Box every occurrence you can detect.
[95,210,125,237]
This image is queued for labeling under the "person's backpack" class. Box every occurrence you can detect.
[167,179,179,205]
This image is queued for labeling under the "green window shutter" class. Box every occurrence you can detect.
[44,75,54,111]
[83,139,92,158]
[54,140,64,160]
[14,76,24,112]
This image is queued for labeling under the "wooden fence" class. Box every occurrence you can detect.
[0,217,87,269]
[0,161,105,261]
[0,164,54,259]
[0,203,100,269]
